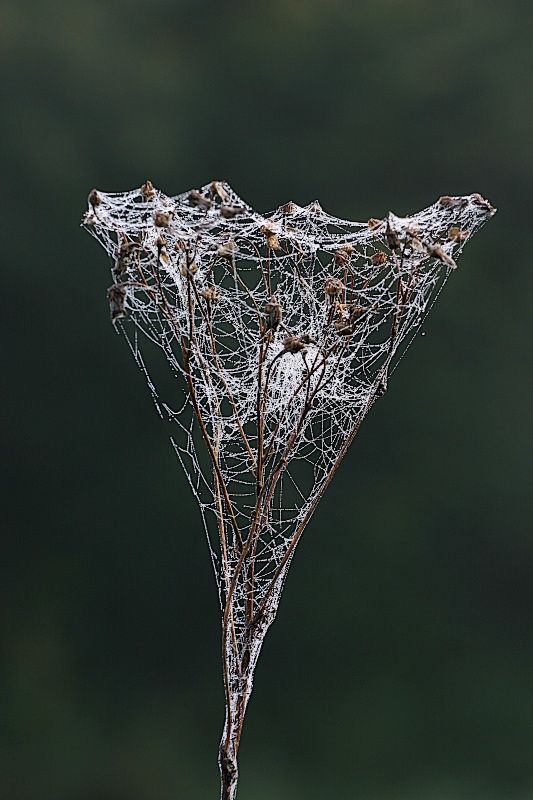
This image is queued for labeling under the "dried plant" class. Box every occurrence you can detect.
[83,182,495,799]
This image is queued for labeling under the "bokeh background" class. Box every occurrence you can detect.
[2,1,533,798]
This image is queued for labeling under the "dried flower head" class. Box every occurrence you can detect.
[141,180,156,200]
[154,211,171,228]
[220,205,244,219]
[157,236,170,264]
[283,334,308,354]
[181,262,198,277]
[217,240,236,260]
[264,296,282,331]
[107,284,127,325]
[334,245,355,268]
[385,216,401,250]
[210,181,230,204]
[324,277,344,299]
[439,196,468,211]
[279,201,295,215]
[261,226,281,251]
[189,190,212,211]
[88,189,101,209]
[426,242,457,268]
[200,286,221,303]
[115,240,138,276]
[370,250,387,266]
[448,226,469,242]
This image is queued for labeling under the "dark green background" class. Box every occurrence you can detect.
[2,1,532,798]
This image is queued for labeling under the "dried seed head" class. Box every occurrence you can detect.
[438,195,468,210]
[334,245,354,267]
[279,201,294,215]
[200,286,221,303]
[264,296,282,331]
[189,190,212,211]
[141,180,156,199]
[115,240,138,276]
[220,205,244,219]
[448,226,469,242]
[154,210,171,227]
[181,261,198,277]
[107,284,127,325]
[261,226,281,250]
[217,240,236,260]
[404,228,424,251]
[283,334,308,354]
[324,277,344,298]
[334,304,365,334]
[426,242,457,268]
[368,218,382,229]
[349,305,365,321]
[156,235,170,264]
[370,250,387,266]
[88,189,101,209]
[385,217,400,250]
[210,181,230,204]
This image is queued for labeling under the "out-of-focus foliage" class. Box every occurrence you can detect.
[1,1,532,798]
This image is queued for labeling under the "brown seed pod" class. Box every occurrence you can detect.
[189,190,212,211]
[157,235,170,264]
[154,211,171,227]
[279,201,294,215]
[370,250,387,266]
[210,181,230,204]
[426,242,457,268]
[141,180,156,199]
[334,245,354,267]
[283,334,307,354]
[324,277,344,299]
[334,304,365,334]
[201,286,221,303]
[264,296,282,331]
[88,189,101,209]
[217,240,236,260]
[348,305,365,321]
[107,284,127,326]
[385,217,400,250]
[438,195,468,210]
[220,205,243,219]
[115,240,138,276]
[448,226,469,242]
[261,226,281,250]
[368,218,382,229]
[181,261,198,277]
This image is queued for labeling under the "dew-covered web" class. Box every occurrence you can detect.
[83,181,495,793]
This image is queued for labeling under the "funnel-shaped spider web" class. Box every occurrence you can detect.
[83,181,495,800]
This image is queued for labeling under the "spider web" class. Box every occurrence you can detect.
[83,181,495,772]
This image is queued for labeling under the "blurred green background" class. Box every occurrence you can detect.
[2,1,533,798]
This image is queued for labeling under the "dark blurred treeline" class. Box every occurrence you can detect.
[1,1,532,798]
